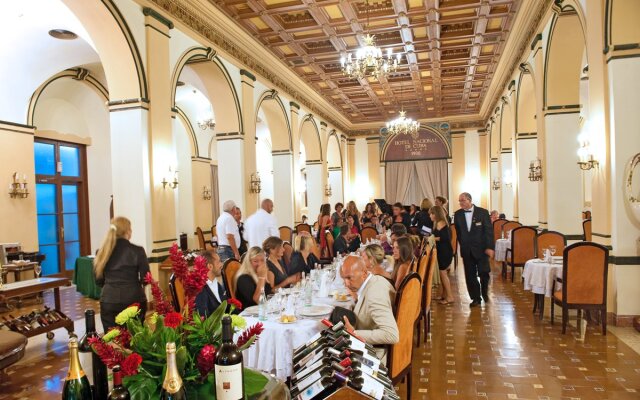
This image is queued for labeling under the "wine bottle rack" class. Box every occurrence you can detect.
[1,309,73,339]
[326,386,378,399]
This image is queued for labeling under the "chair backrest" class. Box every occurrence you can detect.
[493,219,508,243]
[583,219,592,241]
[536,231,567,259]
[388,272,422,381]
[582,210,591,220]
[196,227,206,250]
[449,223,458,255]
[510,226,537,264]
[279,226,293,243]
[502,221,522,237]
[422,245,437,312]
[222,258,241,299]
[562,242,608,305]
[168,274,185,312]
[313,221,319,231]
[311,238,322,260]
[324,231,335,259]
[360,227,378,243]
[283,241,293,268]
[295,223,312,235]
[211,225,217,238]
[416,246,432,283]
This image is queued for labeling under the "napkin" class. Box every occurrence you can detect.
[318,270,329,298]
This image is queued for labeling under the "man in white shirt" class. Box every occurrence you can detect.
[244,199,279,248]
[216,200,241,261]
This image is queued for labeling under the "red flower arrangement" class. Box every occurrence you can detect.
[228,298,243,311]
[236,322,264,349]
[164,312,183,328]
[121,353,143,376]
[196,344,217,377]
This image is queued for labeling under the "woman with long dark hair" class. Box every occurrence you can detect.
[430,206,455,304]
[317,203,332,258]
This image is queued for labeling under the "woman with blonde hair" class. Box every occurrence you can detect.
[361,244,394,280]
[234,246,272,307]
[94,217,150,330]
[289,234,318,275]
[414,198,434,236]
[430,205,454,305]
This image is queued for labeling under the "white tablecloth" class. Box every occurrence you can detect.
[522,257,563,297]
[494,238,511,262]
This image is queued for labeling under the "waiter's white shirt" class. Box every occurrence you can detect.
[245,209,279,248]
[464,205,475,232]
[206,279,222,303]
[216,211,240,247]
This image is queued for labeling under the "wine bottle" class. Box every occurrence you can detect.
[347,371,398,400]
[160,342,187,400]
[62,336,93,400]
[291,361,346,390]
[337,349,388,374]
[293,371,348,400]
[293,347,342,372]
[79,309,108,400]
[215,315,244,400]
[107,365,130,400]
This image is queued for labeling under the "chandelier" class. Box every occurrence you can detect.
[340,1,400,80]
[386,110,420,138]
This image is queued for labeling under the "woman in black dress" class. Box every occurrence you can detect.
[430,205,454,305]
[414,198,434,236]
[288,234,318,275]
[234,247,272,307]
[263,236,300,290]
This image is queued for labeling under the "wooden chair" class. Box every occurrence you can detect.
[550,242,609,335]
[493,219,508,243]
[278,226,293,243]
[583,219,592,241]
[222,258,241,300]
[313,221,319,232]
[196,227,207,250]
[505,226,536,282]
[168,273,185,312]
[295,223,311,235]
[388,272,422,400]
[502,221,522,238]
[360,226,378,243]
[282,241,293,269]
[536,231,567,259]
[416,245,437,345]
[449,223,458,270]
[582,210,591,220]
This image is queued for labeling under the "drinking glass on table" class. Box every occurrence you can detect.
[549,245,557,257]
[34,264,42,278]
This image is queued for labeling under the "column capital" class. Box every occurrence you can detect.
[143,7,174,29]
[240,69,256,82]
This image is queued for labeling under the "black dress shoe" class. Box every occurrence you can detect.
[482,295,490,303]
[469,300,481,308]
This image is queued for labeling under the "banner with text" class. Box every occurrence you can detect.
[381,123,451,162]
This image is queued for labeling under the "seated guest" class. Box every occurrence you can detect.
[334,224,361,255]
[414,198,434,236]
[340,255,399,362]
[234,246,272,307]
[234,207,248,255]
[289,234,319,275]
[301,215,309,224]
[346,214,360,237]
[361,203,375,226]
[392,202,411,229]
[490,210,500,223]
[380,223,407,255]
[499,213,506,219]
[195,250,230,317]
[409,234,422,257]
[370,215,384,235]
[408,204,419,227]
[263,236,300,290]
[332,213,344,239]
[331,202,345,227]
[362,244,393,280]
[392,236,414,290]
[345,201,362,232]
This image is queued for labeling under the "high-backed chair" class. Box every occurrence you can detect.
[582,210,591,220]
[0,331,27,372]
[222,258,241,300]
[536,231,567,259]
[416,245,437,345]
[388,272,422,400]
[282,241,293,268]
[168,273,185,312]
[279,226,293,243]
[550,242,608,335]
[196,227,207,250]
[449,223,458,270]
[505,226,536,282]
[295,223,311,235]
[583,219,592,241]
[360,226,378,243]
[502,221,522,239]
[493,219,508,243]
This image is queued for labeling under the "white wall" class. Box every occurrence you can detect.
[353,138,371,209]
[463,130,482,204]
[173,118,195,241]
[516,138,539,226]
[500,152,514,219]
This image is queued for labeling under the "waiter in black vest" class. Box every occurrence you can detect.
[453,192,494,307]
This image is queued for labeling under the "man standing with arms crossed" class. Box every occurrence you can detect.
[453,192,494,307]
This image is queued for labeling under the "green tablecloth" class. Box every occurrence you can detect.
[73,256,101,299]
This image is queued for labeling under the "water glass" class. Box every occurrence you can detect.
[34,265,42,278]
[549,245,557,257]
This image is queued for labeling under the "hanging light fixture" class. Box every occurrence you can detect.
[386,83,420,138]
[340,0,401,81]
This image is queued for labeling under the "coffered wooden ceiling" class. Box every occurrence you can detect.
[211,0,521,124]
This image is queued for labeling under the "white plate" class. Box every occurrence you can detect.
[299,305,333,317]
[243,305,259,316]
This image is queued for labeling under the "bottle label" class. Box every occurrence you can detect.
[215,364,243,399]
[348,338,366,352]
[296,332,321,353]
[298,380,325,400]
[360,374,385,400]
[296,371,321,392]
[295,358,323,383]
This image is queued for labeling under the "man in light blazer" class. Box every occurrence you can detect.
[453,192,495,307]
[341,255,399,362]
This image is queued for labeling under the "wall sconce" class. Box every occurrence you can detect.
[492,178,501,191]
[504,171,513,188]
[197,118,216,130]
[202,186,212,200]
[528,158,542,181]
[162,167,179,189]
[577,134,598,170]
[249,172,261,194]
[324,183,332,197]
[8,172,29,199]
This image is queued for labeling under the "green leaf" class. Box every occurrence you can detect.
[244,369,269,397]
[238,335,257,352]
[123,374,159,400]
[176,346,188,375]
[204,301,226,333]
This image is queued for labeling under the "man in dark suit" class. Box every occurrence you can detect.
[195,250,228,317]
[453,192,494,307]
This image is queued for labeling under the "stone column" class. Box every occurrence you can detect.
[240,70,257,215]
[515,134,539,226]
[328,167,344,205]
[366,136,381,199]
[451,132,465,202]
[306,161,323,222]
[478,129,489,209]
[346,138,356,202]
[216,133,245,212]
[290,102,302,221]
[272,151,295,228]
[320,122,329,202]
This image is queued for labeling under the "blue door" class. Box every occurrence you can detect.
[34,140,88,276]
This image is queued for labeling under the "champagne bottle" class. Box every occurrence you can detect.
[215,315,244,400]
[107,365,130,400]
[160,342,187,400]
[62,336,93,400]
[79,309,108,400]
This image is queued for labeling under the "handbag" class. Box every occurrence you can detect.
[329,306,356,326]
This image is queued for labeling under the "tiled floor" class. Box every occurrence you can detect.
[1,263,639,399]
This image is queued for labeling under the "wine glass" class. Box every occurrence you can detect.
[34,264,42,279]
[549,245,557,257]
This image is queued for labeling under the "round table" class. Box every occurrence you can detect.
[494,238,510,262]
[523,257,563,319]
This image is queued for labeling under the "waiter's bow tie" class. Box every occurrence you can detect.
[464,210,473,213]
